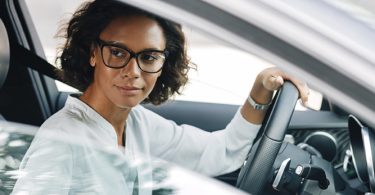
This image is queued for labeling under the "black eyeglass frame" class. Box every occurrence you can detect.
[96,39,169,73]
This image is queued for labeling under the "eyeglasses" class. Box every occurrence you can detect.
[96,39,168,73]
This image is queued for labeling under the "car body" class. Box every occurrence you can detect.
[1,0,375,194]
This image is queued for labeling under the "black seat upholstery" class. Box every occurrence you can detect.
[0,19,9,90]
[0,18,10,120]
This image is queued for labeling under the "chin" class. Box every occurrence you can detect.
[109,92,142,108]
[114,99,141,109]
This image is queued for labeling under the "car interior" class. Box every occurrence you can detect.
[1,0,375,195]
[0,18,9,121]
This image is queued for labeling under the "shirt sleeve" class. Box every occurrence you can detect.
[146,106,261,176]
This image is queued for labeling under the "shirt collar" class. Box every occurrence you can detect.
[65,96,118,140]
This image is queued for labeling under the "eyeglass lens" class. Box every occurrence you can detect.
[102,45,166,73]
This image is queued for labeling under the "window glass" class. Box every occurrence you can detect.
[0,122,247,194]
[181,27,322,110]
[25,0,83,92]
[181,27,271,105]
[24,0,322,110]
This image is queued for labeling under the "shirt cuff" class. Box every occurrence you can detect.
[226,106,261,142]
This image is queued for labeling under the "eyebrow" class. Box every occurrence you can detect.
[102,40,164,52]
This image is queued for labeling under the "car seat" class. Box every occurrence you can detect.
[0,18,10,120]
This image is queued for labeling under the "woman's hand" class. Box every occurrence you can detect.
[259,67,309,106]
[241,67,310,124]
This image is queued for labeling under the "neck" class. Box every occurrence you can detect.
[79,86,130,140]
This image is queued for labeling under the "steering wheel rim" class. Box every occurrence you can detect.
[236,81,299,194]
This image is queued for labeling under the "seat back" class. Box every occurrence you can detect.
[0,18,9,90]
[0,18,10,120]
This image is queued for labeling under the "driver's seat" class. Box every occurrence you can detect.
[0,18,10,120]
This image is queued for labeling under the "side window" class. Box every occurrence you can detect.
[25,0,82,92]
[24,0,322,110]
[179,27,323,110]
[180,27,272,105]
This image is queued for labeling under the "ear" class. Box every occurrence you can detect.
[89,44,97,67]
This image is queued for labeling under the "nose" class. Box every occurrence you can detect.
[120,57,140,78]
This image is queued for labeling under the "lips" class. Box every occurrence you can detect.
[115,85,142,95]
[117,85,141,90]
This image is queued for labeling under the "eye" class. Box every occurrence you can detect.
[139,52,163,64]
[141,54,158,61]
[109,47,126,58]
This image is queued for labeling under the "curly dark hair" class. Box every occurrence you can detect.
[57,0,191,105]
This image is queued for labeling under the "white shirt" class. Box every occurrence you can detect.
[12,96,260,194]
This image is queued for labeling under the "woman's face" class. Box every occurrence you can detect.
[89,15,166,109]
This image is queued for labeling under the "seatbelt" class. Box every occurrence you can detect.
[13,43,61,81]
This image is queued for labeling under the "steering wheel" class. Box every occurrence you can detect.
[236,81,299,194]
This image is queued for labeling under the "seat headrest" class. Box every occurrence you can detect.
[0,19,10,89]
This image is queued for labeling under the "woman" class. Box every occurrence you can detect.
[13,0,309,194]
